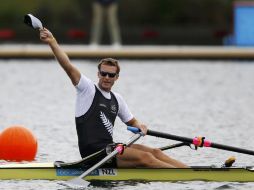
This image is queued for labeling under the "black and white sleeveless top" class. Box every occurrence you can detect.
[75,75,133,157]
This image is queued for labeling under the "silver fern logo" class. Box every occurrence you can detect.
[100,111,113,137]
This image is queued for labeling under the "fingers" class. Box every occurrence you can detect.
[40,32,47,40]
[139,124,148,135]
[39,28,47,40]
[39,28,54,42]
[39,27,48,34]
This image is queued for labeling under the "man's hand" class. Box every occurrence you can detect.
[126,118,148,135]
[137,123,148,135]
[39,28,55,44]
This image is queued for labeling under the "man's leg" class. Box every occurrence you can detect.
[90,2,103,45]
[116,146,176,168]
[106,3,121,45]
[130,144,188,168]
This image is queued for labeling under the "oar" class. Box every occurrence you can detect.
[66,132,143,188]
[127,126,254,156]
[159,142,190,151]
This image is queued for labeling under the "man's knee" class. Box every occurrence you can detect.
[137,152,157,167]
[152,148,163,156]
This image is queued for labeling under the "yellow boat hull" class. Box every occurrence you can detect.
[0,162,254,182]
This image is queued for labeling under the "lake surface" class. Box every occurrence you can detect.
[0,59,254,189]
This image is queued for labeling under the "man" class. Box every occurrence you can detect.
[39,28,188,168]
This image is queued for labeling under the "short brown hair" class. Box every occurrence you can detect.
[98,58,120,74]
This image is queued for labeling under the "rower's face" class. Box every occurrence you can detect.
[98,64,119,92]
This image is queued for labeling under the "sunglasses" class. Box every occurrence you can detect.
[99,71,118,78]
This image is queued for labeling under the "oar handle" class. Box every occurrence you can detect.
[127,126,140,133]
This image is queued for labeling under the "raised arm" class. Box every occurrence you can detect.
[39,28,81,86]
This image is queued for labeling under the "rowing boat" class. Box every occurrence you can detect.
[1,128,254,183]
[1,162,254,182]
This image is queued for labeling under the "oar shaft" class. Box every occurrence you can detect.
[160,142,189,151]
[78,149,119,179]
[148,130,194,143]
[210,142,254,156]
[147,130,254,156]
[79,133,142,179]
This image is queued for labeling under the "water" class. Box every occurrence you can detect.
[0,59,254,189]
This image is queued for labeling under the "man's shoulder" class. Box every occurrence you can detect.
[82,74,95,85]
[76,74,95,92]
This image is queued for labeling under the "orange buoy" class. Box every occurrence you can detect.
[0,125,37,161]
